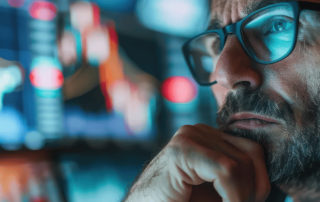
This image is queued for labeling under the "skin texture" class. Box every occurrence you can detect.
[211,0,320,108]
[125,125,270,202]
[211,0,320,201]
[59,2,159,101]
[124,0,320,202]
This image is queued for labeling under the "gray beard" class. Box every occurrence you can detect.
[216,87,320,183]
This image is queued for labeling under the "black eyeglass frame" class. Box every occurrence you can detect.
[182,1,320,86]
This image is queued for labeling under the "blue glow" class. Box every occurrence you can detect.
[25,131,45,150]
[64,106,155,140]
[165,97,199,114]
[243,5,294,62]
[29,20,55,30]
[30,31,56,42]
[0,65,23,111]
[31,43,53,55]
[0,107,26,145]
[91,0,137,12]
[35,89,60,98]
[71,170,125,202]
[31,56,62,71]
[61,159,143,202]
[284,196,293,202]
[136,0,209,37]
[201,56,214,72]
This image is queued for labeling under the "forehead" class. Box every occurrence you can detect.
[210,0,320,27]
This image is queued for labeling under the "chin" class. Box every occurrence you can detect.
[223,127,316,182]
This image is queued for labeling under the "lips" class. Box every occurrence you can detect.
[226,112,280,130]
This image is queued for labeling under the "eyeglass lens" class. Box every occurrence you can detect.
[187,4,295,84]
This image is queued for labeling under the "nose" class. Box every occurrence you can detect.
[214,35,261,91]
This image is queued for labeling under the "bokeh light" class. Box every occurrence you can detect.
[162,76,197,103]
[136,0,208,37]
[7,0,24,8]
[0,107,26,145]
[30,67,63,90]
[91,0,137,12]
[24,131,45,150]
[29,1,57,21]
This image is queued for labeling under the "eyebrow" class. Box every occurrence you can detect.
[245,0,296,15]
[207,17,222,30]
[207,0,297,30]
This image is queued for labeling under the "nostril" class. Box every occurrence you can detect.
[234,81,250,89]
[241,81,250,87]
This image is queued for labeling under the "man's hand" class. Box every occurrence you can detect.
[125,124,271,202]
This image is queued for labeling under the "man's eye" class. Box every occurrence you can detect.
[273,19,287,31]
[265,17,293,34]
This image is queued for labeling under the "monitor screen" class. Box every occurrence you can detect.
[0,1,158,150]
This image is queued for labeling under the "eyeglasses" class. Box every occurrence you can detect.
[182,1,320,86]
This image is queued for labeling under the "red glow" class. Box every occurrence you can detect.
[29,1,57,21]
[30,68,63,89]
[8,0,25,7]
[92,3,101,26]
[161,76,197,103]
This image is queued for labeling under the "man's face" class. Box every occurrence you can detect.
[212,0,320,182]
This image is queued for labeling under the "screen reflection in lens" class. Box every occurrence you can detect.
[243,5,294,62]
[189,33,222,83]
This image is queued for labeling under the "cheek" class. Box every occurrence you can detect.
[269,56,309,110]
[212,84,229,108]
[269,42,320,126]
[288,42,320,98]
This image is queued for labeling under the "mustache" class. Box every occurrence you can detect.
[217,87,296,128]
[216,87,320,182]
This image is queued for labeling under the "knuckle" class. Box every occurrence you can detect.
[194,124,217,131]
[239,154,254,168]
[193,123,209,130]
[172,132,192,145]
[173,125,192,137]
[173,125,201,143]
[164,146,182,161]
[179,125,198,134]
[248,141,264,154]
[219,157,238,176]
[193,123,206,127]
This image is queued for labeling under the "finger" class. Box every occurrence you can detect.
[173,125,229,160]
[171,126,257,201]
[193,124,256,167]
[193,124,222,139]
[186,146,255,202]
[189,182,222,202]
[195,126,267,201]
[167,142,255,202]
[222,134,271,202]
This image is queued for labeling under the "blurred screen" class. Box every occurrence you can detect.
[90,0,137,12]
[0,0,216,150]
[135,0,209,37]
[0,1,159,151]
[59,153,147,202]
[0,153,62,202]
[0,1,223,202]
